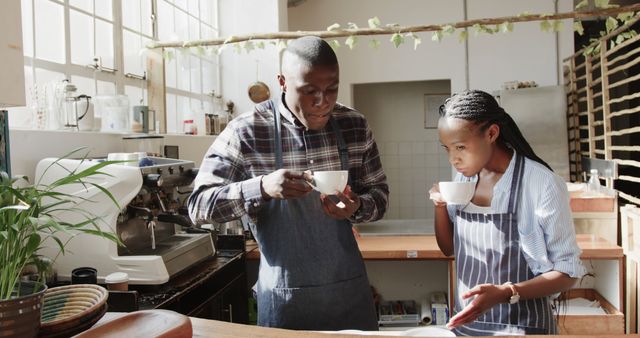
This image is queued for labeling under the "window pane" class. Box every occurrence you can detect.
[188,0,199,17]
[97,80,116,95]
[122,0,141,32]
[165,57,177,88]
[176,52,190,91]
[140,0,153,36]
[177,95,190,131]
[123,30,143,75]
[71,75,96,97]
[35,0,65,63]
[200,0,216,27]
[190,56,201,94]
[70,10,94,66]
[174,0,187,11]
[201,24,216,40]
[125,85,145,106]
[95,0,112,20]
[157,0,174,41]
[95,20,114,69]
[21,0,33,57]
[202,60,217,94]
[189,16,199,40]
[166,93,176,133]
[69,0,92,13]
[35,68,65,87]
[175,8,188,40]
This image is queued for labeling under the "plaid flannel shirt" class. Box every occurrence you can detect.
[188,95,389,226]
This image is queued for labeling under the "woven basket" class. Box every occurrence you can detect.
[40,284,109,338]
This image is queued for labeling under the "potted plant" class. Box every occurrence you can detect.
[0,148,122,338]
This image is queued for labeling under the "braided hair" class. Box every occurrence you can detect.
[439,90,552,171]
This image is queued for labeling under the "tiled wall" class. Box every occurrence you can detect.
[353,80,453,220]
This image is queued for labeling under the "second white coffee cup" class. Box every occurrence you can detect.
[311,170,348,195]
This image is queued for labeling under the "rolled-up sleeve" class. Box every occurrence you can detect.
[524,175,587,278]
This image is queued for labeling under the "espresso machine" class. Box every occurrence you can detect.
[36,157,215,285]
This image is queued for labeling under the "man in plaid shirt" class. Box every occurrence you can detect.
[188,36,388,331]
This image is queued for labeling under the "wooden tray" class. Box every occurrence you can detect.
[75,309,192,338]
[556,289,624,335]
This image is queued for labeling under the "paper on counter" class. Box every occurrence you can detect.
[420,299,432,325]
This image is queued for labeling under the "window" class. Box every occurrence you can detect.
[13,0,219,134]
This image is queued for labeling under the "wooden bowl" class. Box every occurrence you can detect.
[40,284,109,338]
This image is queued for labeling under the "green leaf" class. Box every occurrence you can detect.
[499,22,514,33]
[431,30,443,42]
[390,33,404,48]
[256,41,266,49]
[25,233,41,254]
[441,25,455,35]
[540,20,552,32]
[369,39,380,49]
[574,21,585,35]
[458,30,468,42]
[605,16,619,33]
[517,11,531,17]
[472,24,482,36]
[163,49,175,62]
[617,12,634,23]
[347,22,358,30]
[410,33,422,50]
[345,36,358,50]
[244,41,255,52]
[368,16,381,29]
[552,20,564,32]
[575,0,589,9]
[385,23,400,29]
[327,23,341,31]
[329,39,341,50]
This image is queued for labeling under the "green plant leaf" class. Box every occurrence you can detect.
[617,12,634,23]
[369,39,380,49]
[327,23,341,31]
[345,35,358,49]
[347,22,358,30]
[368,16,381,29]
[390,33,404,48]
[605,16,619,33]
[574,21,585,35]
[499,22,514,33]
[540,20,552,32]
[256,41,266,49]
[575,0,589,9]
[431,30,443,42]
[412,35,422,50]
[442,25,455,35]
[552,20,564,32]
[329,39,341,50]
[458,30,468,42]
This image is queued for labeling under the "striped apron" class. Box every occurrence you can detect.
[452,153,557,336]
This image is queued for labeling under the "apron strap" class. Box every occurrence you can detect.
[255,99,283,169]
[506,153,525,214]
[329,116,351,185]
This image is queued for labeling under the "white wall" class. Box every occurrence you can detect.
[288,0,467,105]
[288,0,574,99]
[218,0,288,115]
[354,80,452,220]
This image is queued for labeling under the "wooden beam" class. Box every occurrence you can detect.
[146,48,166,134]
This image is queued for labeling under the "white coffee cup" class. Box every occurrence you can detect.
[439,181,476,205]
[310,170,348,195]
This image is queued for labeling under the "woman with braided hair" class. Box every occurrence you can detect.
[429,90,586,335]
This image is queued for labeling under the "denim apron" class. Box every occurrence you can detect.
[251,100,378,331]
[452,154,557,336]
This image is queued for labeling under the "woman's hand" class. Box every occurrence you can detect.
[446,283,511,329]
[320,185,361,220]
[429,183,447,207]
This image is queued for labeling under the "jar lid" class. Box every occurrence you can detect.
[105,272,129,284]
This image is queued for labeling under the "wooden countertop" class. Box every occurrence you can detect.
[95,313,634,338]
[189,317,631,338]
[246,234,622,260]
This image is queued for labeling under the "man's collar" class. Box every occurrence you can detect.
[278,93,304,127]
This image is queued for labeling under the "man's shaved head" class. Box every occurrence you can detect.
[281,36,338,72]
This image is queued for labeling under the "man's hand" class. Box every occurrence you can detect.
[320,185,361,220]
[260,169,313,200]
[446,283,511,329]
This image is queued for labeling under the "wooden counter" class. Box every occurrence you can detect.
[189,317,633,337]
[246,234,622,260]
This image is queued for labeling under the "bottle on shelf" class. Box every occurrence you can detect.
[587,169,601,194]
